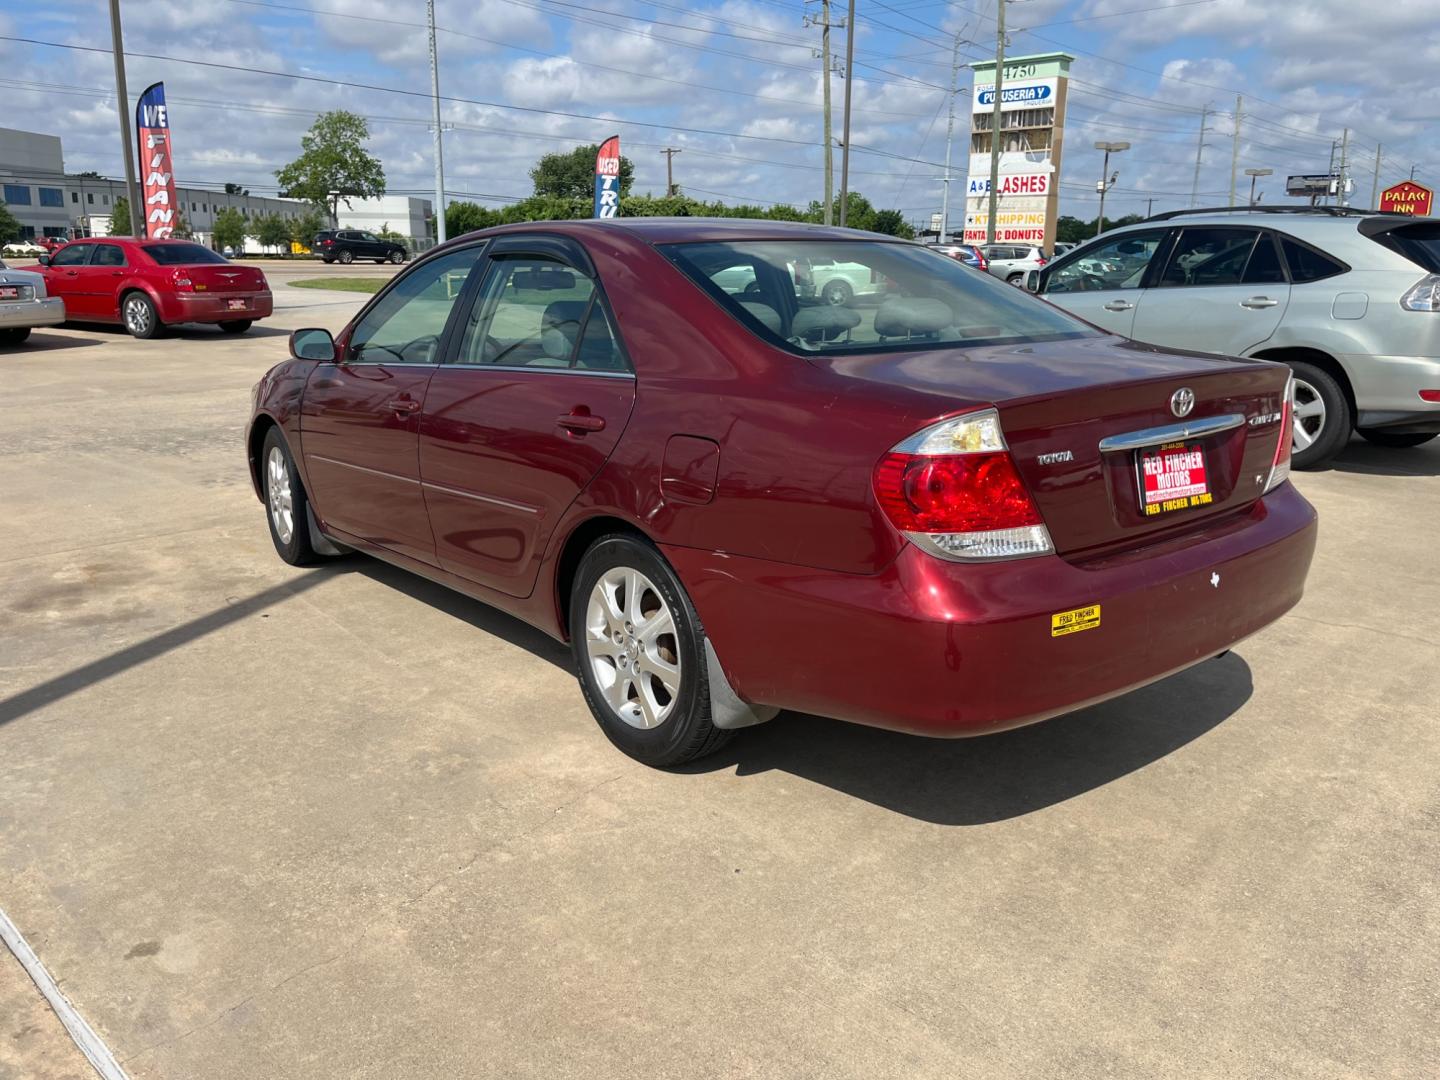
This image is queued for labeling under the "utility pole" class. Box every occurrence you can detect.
[939,33,964,241]
[427,0,447,244]
[1371,143,1382,210]
[838,0,856,227]
[985,0,1007,245]
[1190,104,1209,208]
[1228,95,1242,207]
[1338,127,1350,206]
[662,147,682,198]
[107,0,142,237]
[804,0,838,225]
[1145,197,1153,217]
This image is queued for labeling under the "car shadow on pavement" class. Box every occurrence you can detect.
[4,333,105,352]
[1321,439,1440,478]
[683,652,1254,825]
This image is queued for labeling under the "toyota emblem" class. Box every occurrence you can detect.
[1170,387,1195,418]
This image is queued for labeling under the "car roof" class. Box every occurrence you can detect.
[448,217,909,247]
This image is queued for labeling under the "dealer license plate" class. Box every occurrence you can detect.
[227,298,248,311]
[1138,440,1212,516]
[0,286,17,300]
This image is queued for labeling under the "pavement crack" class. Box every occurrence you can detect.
[1285,613,1436,650]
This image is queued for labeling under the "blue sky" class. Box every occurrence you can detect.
[1,0,1434,228]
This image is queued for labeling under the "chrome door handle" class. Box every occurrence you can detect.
[558,412,606,434]
[389,398,421,415]
[1241,296,1279,309]
[1102,300,1134,312]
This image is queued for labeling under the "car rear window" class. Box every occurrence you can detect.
[661,239,1097,355]
[1366,221,1440,273]
[143,243,229,265]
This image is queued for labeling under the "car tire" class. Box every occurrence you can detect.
[0,327,31,346]
[389,249,405,264]
[1006,272,1024,285]
[121,291,162,339]
[569,535,733,767]
[821,279,853,306]
[218,320,253,334]
[338,250,354,265]
[261,428,323,566]
[1357,430,1438,449]
[1286,361,1351,469]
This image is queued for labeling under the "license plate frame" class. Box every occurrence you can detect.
[226,298,248,311]
[1137,440,1212,517]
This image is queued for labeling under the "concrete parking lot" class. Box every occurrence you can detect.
[1,282,1437,1079]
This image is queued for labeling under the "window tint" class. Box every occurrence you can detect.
[455,256,620,369]
[1243,234,1286,284]
[1157,228,1259,287]
[1281,238,1346,283]
[91,244,126,267]
[348,245,485,365]
[142,243,228,265]
[1044,230,1167,294]
[664,240,1094,355]
[50,244,90,267]
[1364,222,1440,272]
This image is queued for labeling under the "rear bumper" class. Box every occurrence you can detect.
[163,291,273,323]
[0,296,64,329]
[665,483,1318,737]
[1344,352,1440,429]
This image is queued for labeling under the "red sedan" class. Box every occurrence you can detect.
[246,220,1316,767]
[40,238,272,338]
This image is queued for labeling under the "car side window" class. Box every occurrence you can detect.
[1043,230,1167,294]
[1243,234,1286,285]
[1280,237,1347,283]
[455,256,625,370]
[346,245,485,365]
[91,244,126,267]
[50,245,90,267]
[1155,228,1260,288]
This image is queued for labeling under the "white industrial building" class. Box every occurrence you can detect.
[0,126,435,250]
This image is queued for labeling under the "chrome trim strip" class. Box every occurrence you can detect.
[421,481,541,514]
[1098,413,1246,453]
[308,454,420,485]
[440,363,635,379]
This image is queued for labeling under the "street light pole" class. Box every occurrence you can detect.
[1094,141,1129,237]
[985,0,1007,246]
[1245,167,1272,207]
[838,0,856,227]
[939,33,963,242]
[107,0,142,237]
[427,0,447,244]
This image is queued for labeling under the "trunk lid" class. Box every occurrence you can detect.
[184,264,268,294]
[820,335,1291,558]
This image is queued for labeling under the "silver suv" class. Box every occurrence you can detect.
[981,243,1047,285]
[1030,207,1440,468]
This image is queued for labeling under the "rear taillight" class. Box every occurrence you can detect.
[1264,373,1294,493]
[1401,275,1440,311]
[873,409,1054,561]
[1421,390,1440,403]
[1036,257,1047,267]
[170,270,193,290]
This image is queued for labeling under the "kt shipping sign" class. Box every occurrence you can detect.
[1380,180,1433,216]
[135,82,179,238]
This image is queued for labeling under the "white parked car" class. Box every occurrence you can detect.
[0,257,65,345]
[2,239,46,257]
[980,243,1048,284]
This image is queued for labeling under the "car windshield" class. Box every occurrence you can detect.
[143,243,230,266]
[661,240,1095,354]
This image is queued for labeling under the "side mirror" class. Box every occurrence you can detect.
[1024,269,1041,293]
[36,254,50,267]
[290,327,337,362]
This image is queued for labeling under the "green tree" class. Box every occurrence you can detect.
[446,201,502,236]
[213,207,247,253]
[224,182,250,196]
[170,210,194,240]
[869,208,914,238]
[109,196,133,237]
[530,144,635,200]
[0,201,20,244]
[256,213,291,254]
[290,206,329,250]
[275,110,386,223]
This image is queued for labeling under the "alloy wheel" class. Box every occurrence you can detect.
[1291,377,1326,453]
[124,296,151,336]
[266,445,294,545]
[584,567,682,730]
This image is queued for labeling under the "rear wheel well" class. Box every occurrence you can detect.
[1250,346,1357,421]
[553,516,652,639]
[248,415,279,495]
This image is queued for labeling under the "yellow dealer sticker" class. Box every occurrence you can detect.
[1051,604,1101,638]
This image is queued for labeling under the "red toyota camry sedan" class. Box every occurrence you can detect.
[40,238,272,338]
[246,220,1317,767]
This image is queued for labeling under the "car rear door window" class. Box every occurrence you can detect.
[346,245,485,365]
[1156,228,1260,287]
[455,257,625,370]
[1242,233,1286,284]
[1280,237,1348,283]
[91,244,126,267]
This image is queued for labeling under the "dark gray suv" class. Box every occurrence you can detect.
[314,230,407,265]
